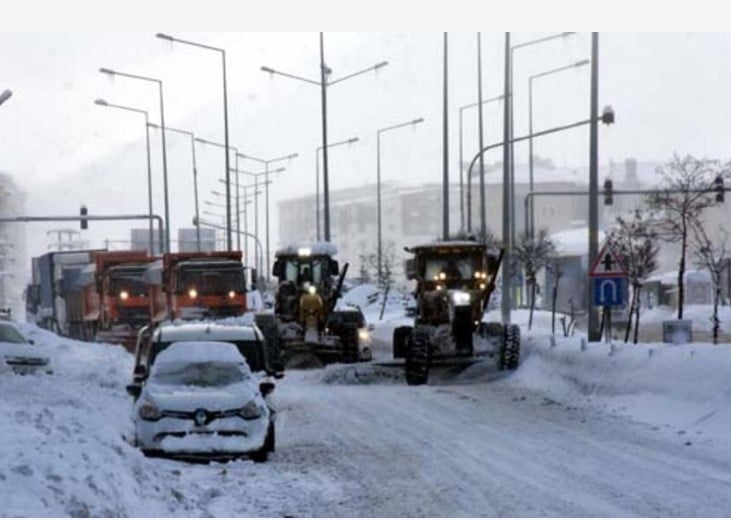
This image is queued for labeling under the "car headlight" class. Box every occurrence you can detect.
[358,328,370,341]
[237,399,263,420]
[138,402,161,421]
[228,290,236,299]
[188,288,198,299]
[119,290,129,301]
[450,290,471,306]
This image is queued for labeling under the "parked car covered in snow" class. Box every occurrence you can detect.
[0,321,53,375]
[127,341,276,461]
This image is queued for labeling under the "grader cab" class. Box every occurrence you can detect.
[393,239,520,385]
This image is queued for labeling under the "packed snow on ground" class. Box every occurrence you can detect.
[2,296,731,516]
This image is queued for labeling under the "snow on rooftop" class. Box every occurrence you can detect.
[550,228,606,256]
[645,269,712,285]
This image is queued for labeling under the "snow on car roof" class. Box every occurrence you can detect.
[276,242,338,257]
[153,341,246,366]
[153,322,260,343]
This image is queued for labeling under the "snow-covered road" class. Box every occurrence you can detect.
[3,321,731,516]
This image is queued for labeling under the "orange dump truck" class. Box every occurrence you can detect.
[80,250,154,349]
[162,251,248,320]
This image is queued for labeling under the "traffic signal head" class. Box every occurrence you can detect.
[80,205,88,229]
[714,175,724,203]
[603,179,613,205]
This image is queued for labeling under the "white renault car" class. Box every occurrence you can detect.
[0,321,53,375]
[128,340,276,462]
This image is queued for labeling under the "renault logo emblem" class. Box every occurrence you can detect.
[194,409,208,426]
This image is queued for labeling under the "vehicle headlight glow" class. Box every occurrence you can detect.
[451,290,471,306]
[188,288,198,299]
[119,290,129,300]
[358,328,370,341]
[298,247,312,257]
[474,271,482,279]
[228,290,236,299]
[238,399,262,420]
[479,283,487,290]
[138,402,161,421]
[308,285,317,295]
[438,272,446,281]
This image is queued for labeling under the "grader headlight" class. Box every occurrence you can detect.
[450,290,471,306]
[119,290,129,301]
[188,288,198,299]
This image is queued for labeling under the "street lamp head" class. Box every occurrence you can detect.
[261,66,275,74]
[156,33,174,41]
[347,137,359,144]
[0,89,12,106]
[575,59,591,67]
[273,167,286,174]
[601,105,615,125]
[147,122,159,129]
[93,98,108,106]
[412,117,425,125]
[375,61,389,70]
[99,67,115,76]
[561,32,576,37]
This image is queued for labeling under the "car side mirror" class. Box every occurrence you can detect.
[260,381,276,396]
[28,339,35,345]
[367,323,375,332]
[126,383,142,399]
[405,259,416,280]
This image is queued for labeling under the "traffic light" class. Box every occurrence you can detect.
[603,179,613,205]
[80,205,88,229]
[713,175,724,203]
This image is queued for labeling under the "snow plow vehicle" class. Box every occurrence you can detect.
[80,250,154,349]
[392,239,520,385]
[161,251,248,320]
[255,243,371,368]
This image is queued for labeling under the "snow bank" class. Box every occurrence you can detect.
[512,335,731,439]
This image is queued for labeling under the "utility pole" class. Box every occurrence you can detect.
[501,32,512,324]
[588,32,601,341]
[442,32,450,241]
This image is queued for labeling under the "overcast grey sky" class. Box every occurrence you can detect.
[2,31,731,266]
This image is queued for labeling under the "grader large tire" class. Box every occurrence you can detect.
[499,324,521,371]
[393,326,412,359]
[405,330,430,386]
[254,314,281,367]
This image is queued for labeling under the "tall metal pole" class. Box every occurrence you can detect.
[190,134,201,251]
[157,83,171,254]
[377,131,382,279]
[588,32,600,341]
[235,153,241,250]
[320,32,331,242]
[459,106,465,231]
[143,114,154,255]
[264,162,271,279]
[222,50,232,251]
[501,32,512,324]
[315,148,321,241]
[528,76,535,239]
[477,32,487,243]
[442,32,450,241]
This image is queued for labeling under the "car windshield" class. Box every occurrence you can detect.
[108,267,147,296]
[422,254,481,282]
[0,324,28,344]
[149,339,266,372]
[176,266,246,295]
[152,361,247,387]
[283,257,328,284]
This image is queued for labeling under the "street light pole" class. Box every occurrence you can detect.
[502,32,512,324]
[157,33,232,251]
[376,118,424,281]
[527,59,590,237]
[261,33,387,242]
[94,99,155,255]
[459,94,504,233]
[148,123,202,251]
[99,68,171,254]
[477,32,487,243]
[0,89,12,107]
[315,137,359,241]
[588,32,600,342]
[237,151,298,282]
[442,32,450,241]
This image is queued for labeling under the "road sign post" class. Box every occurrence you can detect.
[589,243,628,342]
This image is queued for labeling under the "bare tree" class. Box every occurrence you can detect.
[358,242,396,289]
[546,259,564,335]
[690,222,729,344]
[513,229,555,330]
[646,154,727,319]
[605,210,659,343]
